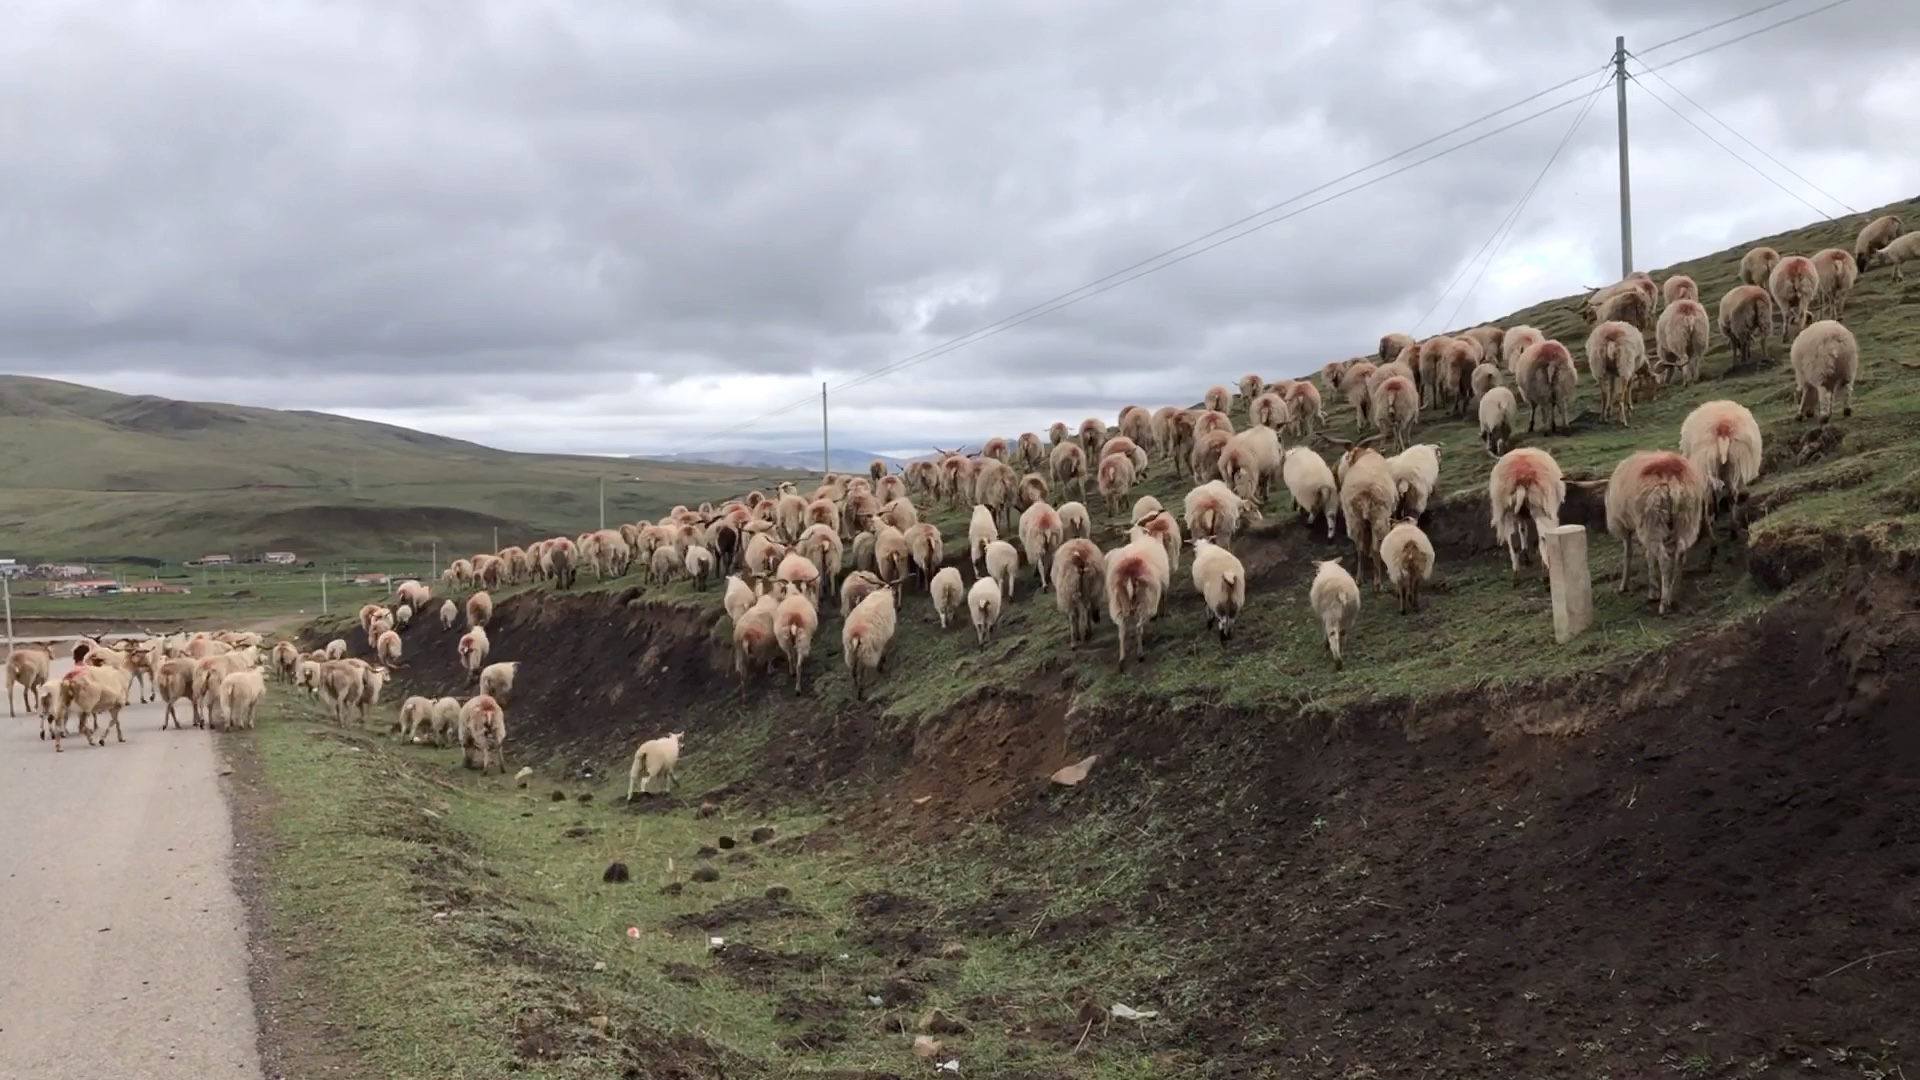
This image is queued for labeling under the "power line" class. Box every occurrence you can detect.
[1642,0,1862,72]
[1623,71,1835,221]
[1412,67,1615,336]
[1441,72,1615,333]
[1636,0,1801,56]
[1627,54,1857,215]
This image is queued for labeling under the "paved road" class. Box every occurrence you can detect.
[0,653,264,1080]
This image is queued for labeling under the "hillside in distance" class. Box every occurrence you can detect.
[639,447,912,472]
[0,376,794,562]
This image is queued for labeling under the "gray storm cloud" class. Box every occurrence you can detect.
[0,0,1910,457]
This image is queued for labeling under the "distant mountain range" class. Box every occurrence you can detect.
[637,448,917,472]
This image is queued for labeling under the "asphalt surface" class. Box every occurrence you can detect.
[0,652,265,1080]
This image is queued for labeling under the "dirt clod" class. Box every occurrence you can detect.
[602,862,629,884]
[764,885,791,901]
[658,882,684,896]
[690,867,720,883]
[717,835,736,849]
[749,826,776,844]
[917,1007,967,1035]
[549,790,567,802]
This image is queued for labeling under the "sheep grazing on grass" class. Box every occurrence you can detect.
[1221,424,1282,506]
[1489,447,1565,581]
[1812,248,1859,321]
[1478,386,1517,457]
[1741,245,1779,288]
[1790,319,1859,423]
[930,567,966,629]
[1501,325,1544,371]
[1097,451,1138,516]
[1018,501,1065,590]
[1278,446,1338,539]
[1379,520,1435,614]
[217,670,265,731]
[1051,539,1105,647]
[774,592,819,694]
[1103,534,1167,671]
[1855,214,1903,270]
[1183,479,1257,551]
[6,645,51,717]
[1585,320,1647,426]
[1514,340,1577,434]
[627,732,683,799]
[842,587,899,701]
[1015,432,1046,472]
[479,660,519,704]
[1662,274,1699,308]
[1593,287,1653,335]
[396,695,434,741]
[1050,441,1089,502]
[1369,375,1419,452]
[1201,386,1230,415]
[466,591,493,629]
[460,695,508,774]
[1679,399,1764,556]
[1387,443,1440,522]
[375,629,403,667]
[1769,255,1819,341]
[873,526,911,601]
[1309,560,1360,670]
[967,576,1003,647]
[1654,298,1711,386]
[1718,285,1774,369]
[1189,537,1246,643]
[1869,232,1920,279]
[1329,437,1395,588]
[458,627,490,683]
[1604,450,1709,615]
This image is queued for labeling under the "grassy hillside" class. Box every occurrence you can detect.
[0,376,796,562]
[260,196,1920,1080]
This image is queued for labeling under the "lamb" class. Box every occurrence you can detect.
[217,670,266,731]
[1369,374,1419,451]
[1501,325,1545,370]
[458,626,490,683]
[1387,443,1441,521]
[1854,213,1902,270]
[1096,451,1138,516]
[479,660,519,704]
[1488,447,1565,580]
[1654,298,1711,386]
[1741,246,1780,287]
[1513,340,1577,434]
[1584,320,1646,426]
[1790,319,1859,423]
[439,599,459,629]
[930,566,966,629]
[1103,533,1167,671]
[774,592,819,694]
[841,587,899,701]
[1478,386,1517,457]
[1769,254,1819,341]
[1868,231,1920,279]
[1661,274,1699,308]
[1812,247,1859,320]
[375,628,403,667]
[732,595,781,682]
[466,590,493,629]
[984,539,1020,600]
[627,732,684,799]
[1308,559,1361,670]
[1189,536,1246,642]
[459,694,509,773]
[1605,450,1709,615]
[1058,500,1092,542]
[1379,520,1435,614]
[1183,479,1257,550]
[1018,501,1065,590]
[6,644,51,717]
[1050,441,1089,502]
[967,576,1003,646]
[1051,538,1106,648]
[1332,438,1395,588]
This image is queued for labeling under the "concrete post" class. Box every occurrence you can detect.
[1545,524,1593,644]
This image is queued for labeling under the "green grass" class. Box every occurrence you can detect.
[4,560,438,626]
[0,374,797,562]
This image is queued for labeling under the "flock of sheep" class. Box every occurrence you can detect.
[5,630,271,751]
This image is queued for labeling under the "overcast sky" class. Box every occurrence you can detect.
[2,0,1912,458]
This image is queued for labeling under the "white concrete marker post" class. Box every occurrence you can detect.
[1544,524,1592,644]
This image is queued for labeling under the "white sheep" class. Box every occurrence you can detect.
[1308,559,1360,670]
[1854,214,1902,270]
[1501,326,1544,371]
[1679,399,1764,513]
[1866,231,1920,279]
[967,505,998,576]
[1052,538,1105,647]
[841,587,899,701]
[1769,254,1819,341]
[983,539,1020,600]
[1018,501,1065,591]
[1058,500,1092,542]
[439,599,458,629]
[1189,536,1246,642]
[1103,533,1167,670]
[459,694,508,773]
[1718,284,1774,369]
[627,732,684,799]
[1183,479,1256,550]
[466,591,493,629]
[1281,446,1339,539]
[1488,447,1565,581]
[1513,339,1577,435]
[458,626,490,683]
[1654,298,1711,386]
[1334,440,1396,589]
[216,670,266,731]
[930,566,966,629]
[1604,450,1709,615]
[1790,319,1859,423]
[733,594,780,683]
[1812,247,1859,321]
[968,576,1003,647]
[1478,386,1517,457]
[1584,320,1646,426]
[774,592,819,694]
[1378,520,1435,615]
[1741,246,1780,288]
[1387,443,1440,522]
[479,660,519,704]
[375,628,403,667]
[1369,373,1419,451]
[1661,274,1699,308]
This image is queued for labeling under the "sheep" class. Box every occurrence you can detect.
[965,504,999,577]
[1048,421,1069,446]
[1343,361,1379,428]
[904,523,944,592]
[1741,246,1779,288]
[1679,399,1764,556]
[1513,339,1577,434]
[393,604,413,630]
[1189,536,1246,643]
[1439,337,1483,416]
[1321,360,1349,396]
[1050,441,1089,501]
[1248,391,1291,430]
[982,539,1020,600]
[723,575,759,622]
[1488,447,1565,581]
[292,660,321,699]
[1103,533,1166,671]
[1274,445,1336,539]
[839,570,886,619]
[1331,438,1395,588]
[1285,381,1324,437]
[1059,500,1092,542]
[1379,332,1415,363]
[1308,559,1360,670]
[1593,287,1653,335]
[1854,213,1903,270]
[649,544,682,586]
[685,544,716,590]
[850,531,877,576]
[1183,479,1257,550]
[458,626,490,683]
[1387,443,1440,522]
[1051,538,1105,648]
[966,576,1003,647]
[627,732,684,799]
[1097,451,1138,516]
[1869,231,1920,279]
[1014,432,1047,472]
[1653,298,1711,386]
[375,628,403,667]
[325,639,347,661]
[1661,274,1699,308]
[1078,417,1107,457]
[1718,284,1774,369]
[466,591,493,629]
[873,525,911,597]
[395,695,434,740]
[1462,325,1505,370]
[1132,495,1163,521]
[1018,501,1065,591]
[6,645,51,717]
[1470,362,1503,404]
[1189,428,1233,484]
[1133,509,1183,585]
[1379,520,1435,614]
[930,566,966,629]
[1478,386,1517,457]
[479,660,519,704]
[1369,374,1419,451]
[1199,386,1229,415]
[1236,373,1265,406]
[1790,319,1859,423]
[1604,450,1709,615]
[774,592,819,694]
[1769,254,1819,341]
[1016,471,1050,512]
[842,587,899,701]
[869,458,888,482]
[733,595,781,682]
[1812,247,1859,321]
[48,664,132,751]
[1222,423,1282,506]
[878,496,919,534]
[217,670,266,731]
[396,579,432,611]
[436,599,457,629]
[459,694,508,773]
[1584,320,1646,426]
[1501,325,1544,371]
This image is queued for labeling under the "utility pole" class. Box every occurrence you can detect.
[431,541,438,580]
[3,575,13,657]
[821,381,830,477]
[1614,35,1634,279]
[598,477,606,531]
[320,573,329,616]
[492,526,499,553]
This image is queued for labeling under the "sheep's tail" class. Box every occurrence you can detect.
[1715,433,1732,467]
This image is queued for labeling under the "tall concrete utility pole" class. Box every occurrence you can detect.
[1615,35,1634,279]
[821,382,830,477]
